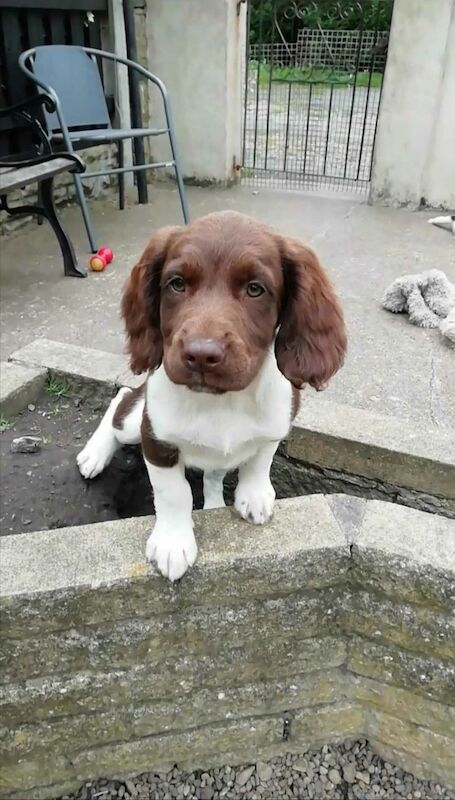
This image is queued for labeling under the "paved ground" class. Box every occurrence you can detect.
[1,184,454,431]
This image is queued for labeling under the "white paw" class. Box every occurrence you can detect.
[146,522,198,582]
[234,480,276,524]
[76,436,116,479]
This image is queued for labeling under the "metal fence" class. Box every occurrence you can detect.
[298,28,388,71]
[250,28,389,72]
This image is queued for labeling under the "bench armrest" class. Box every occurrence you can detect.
[0,94,56,120]
[0,94,55,157]
[0,151,85,174]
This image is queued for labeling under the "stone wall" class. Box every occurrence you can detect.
[1,496,454,799]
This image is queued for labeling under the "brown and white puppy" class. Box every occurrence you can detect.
[77,211,346,581]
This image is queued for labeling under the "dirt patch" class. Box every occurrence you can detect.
[1,379,451,537]
[0,377,325,537]
[0,383,152,537]
[0,380,233,536]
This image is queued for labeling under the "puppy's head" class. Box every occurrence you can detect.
[122,211,346,393]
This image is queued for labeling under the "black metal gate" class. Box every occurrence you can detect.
[241,0,393,193]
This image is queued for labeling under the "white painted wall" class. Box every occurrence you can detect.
[370,0,455,209]
[422,7,455,208]
[144,0,245,183]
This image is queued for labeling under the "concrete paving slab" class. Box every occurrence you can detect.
[357,500,455,574]
[8,339,152,391]
[9,338,127,388]
[0,495,344,598]
[289,395,455,499]
[0,361,46,417]
[352,500,455,612]
[1,184,453,435]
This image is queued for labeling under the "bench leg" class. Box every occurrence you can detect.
[36,182,44,227]
[1,181,86,278]
[40,177,87,278]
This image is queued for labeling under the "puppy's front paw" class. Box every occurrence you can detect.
[146,522,197,582]
[234,480,276,525]
[77,437,115,479]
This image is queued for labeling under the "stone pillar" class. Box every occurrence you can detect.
[370,0,455,209]
[144,0,245,184]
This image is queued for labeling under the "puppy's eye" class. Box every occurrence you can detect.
[169,276,186,293]
[247,281,265,298]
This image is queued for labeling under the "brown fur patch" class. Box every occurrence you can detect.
[292,386,301,419]
[141,408,179,468]
[113,384,145,430]
[275,237,347,390]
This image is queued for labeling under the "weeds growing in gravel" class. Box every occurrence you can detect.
[0,413,13,432]
[46,374,72,398]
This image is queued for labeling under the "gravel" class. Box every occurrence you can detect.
[58,739,454,800]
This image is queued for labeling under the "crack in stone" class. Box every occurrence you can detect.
[309,202,360,246]
[428,348,440,428]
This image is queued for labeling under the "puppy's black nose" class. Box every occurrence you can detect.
[183,338,225,371]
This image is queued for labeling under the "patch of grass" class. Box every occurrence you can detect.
[46,374,72,399]
[241,166,255,178]
[252,62,383,89]
[0,413,13,432]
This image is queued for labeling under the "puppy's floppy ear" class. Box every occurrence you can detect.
[275,236,347,390]
[121,226,180,374]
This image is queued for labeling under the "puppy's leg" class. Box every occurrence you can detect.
[203,470,226,509]
[234,440,279,524]
[145,459,197,581]
[77,386,143,479]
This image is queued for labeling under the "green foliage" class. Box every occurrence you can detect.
[252,61,383,88]
[240,166,255,177]
[0,413,13,432]
[46,374,71,398]
[249,0,394,44]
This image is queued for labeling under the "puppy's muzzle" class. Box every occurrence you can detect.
[183,338,226,373]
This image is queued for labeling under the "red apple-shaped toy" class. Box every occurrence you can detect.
[88,247,115,272]
[89,253,108,272]
[97,247,114,264]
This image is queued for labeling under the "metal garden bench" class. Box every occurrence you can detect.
[0,96,86,278]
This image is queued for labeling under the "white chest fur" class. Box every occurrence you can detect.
[146,353,293,471]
